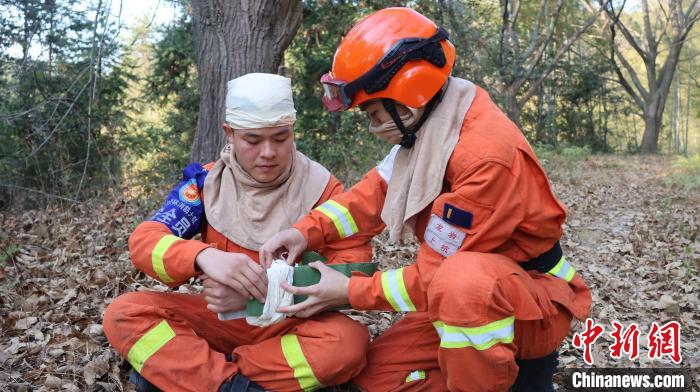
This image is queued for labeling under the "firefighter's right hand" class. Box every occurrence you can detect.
[195,248,268,303]
[259,228,308,269]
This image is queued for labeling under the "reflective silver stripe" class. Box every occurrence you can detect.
[433,316,515,350]
[381,268,416,312]
[314,200,358,238]
[548,256,576,282]
[405,370,426,383]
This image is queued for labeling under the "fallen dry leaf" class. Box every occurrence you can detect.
[0,155,697,390]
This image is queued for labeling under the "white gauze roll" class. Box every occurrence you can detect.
[246,259,294,327]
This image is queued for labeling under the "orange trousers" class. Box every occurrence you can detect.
[103,291,369,392]
[353,252,574,392]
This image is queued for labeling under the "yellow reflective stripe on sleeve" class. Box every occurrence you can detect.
[547,255,576,282]
[380,268,416,312]
[405,370,426,383]
[281,335,322,391]
[127,320,176,372]
[326,200,358,234]
[151,235,179,283]
[433,316,515,350]
[314,200,358,238]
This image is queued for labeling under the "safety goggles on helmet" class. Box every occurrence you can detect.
[320,27,450,112]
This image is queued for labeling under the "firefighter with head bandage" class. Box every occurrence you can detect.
[260,8,592,392]
[103,73,373,392]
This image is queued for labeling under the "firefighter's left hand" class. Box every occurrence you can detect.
[201,274,248,313]
[277,261,349,318]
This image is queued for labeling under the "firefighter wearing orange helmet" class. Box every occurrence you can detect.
[261,8,592,392]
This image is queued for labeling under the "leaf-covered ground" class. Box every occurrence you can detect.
[1,155,698,391]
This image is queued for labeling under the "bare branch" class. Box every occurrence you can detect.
[603,0,649,62]
[522,0,548,60]
[658,1,670,22]
[0,184,77,203]
[511,0,522,25]
[652,0,674,52]
[499,0,509,68]
[519,0,564,84]
[518,0,608,106]
[684,0,700,21]
[611,54,646,110]
[612,39,650,99]
[642,0,657,55]
[607,19,646,110]
[75,0,105,201]
[681,1,700,35]
[26,80,91,159]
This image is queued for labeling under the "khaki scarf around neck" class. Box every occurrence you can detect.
[203,144,330,251]
[382,77,477,242]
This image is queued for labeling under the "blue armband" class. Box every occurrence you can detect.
[149,163,208,239]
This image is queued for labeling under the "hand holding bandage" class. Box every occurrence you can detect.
[218,253,377,323]
[277,261,350,318]
[195,248,268,302]
[202,274,248,313]
[259,228,308,269]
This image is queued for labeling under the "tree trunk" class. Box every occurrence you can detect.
[640,103,662,153]
[503,89,522,127]
[190,0,303,163]
[672,73,681,153]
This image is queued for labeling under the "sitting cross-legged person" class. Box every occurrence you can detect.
[103,73,373,392]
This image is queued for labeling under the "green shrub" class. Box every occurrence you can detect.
[664,154,700,191]
[560,145,592,161]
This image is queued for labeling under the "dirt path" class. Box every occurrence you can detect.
[1,155,698,390]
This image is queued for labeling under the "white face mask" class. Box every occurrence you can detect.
[368,104,424,144]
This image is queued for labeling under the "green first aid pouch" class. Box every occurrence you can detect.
[245,252,377,317]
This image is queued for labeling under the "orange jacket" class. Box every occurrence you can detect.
[294,87,589,319]
[129,163,373,287]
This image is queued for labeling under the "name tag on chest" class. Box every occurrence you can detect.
[424,214,466,257]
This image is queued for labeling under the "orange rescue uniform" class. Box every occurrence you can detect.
[103,165,373,392]
[293,87,592,391]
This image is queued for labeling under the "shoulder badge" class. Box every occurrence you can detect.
[178,179,201,206]
[443,203,473,229]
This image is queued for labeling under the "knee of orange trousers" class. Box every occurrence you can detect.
[428,252,521,325]
[103,291,147,355]
[514,305,573,359]
[103,292,207,355]
[352,313,444,392]
[299,312,371,386]
[439,345,519,392]
[427,253,520,391]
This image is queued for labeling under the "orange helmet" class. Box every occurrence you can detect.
[320,7,455,111]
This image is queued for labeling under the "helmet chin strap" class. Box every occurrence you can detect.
[381,85,446,148]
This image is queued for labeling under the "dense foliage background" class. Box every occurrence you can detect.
[0,0,698,208]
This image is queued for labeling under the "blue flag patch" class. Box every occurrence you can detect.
[149,162,208,239]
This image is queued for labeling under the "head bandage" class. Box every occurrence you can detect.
[225,73,297,129]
